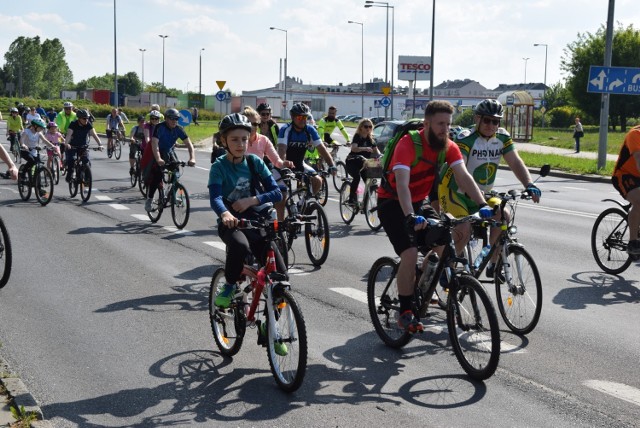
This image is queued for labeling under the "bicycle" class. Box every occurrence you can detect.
[209,215,308,392]
[17,147,55,206]
[47,145,62,185]
[338,156,383,231]
[7,132,21,164]
[591,199,639,274]
[0,173,13,289]
[107,129,123,160]
[368,212,501,381]
[146,160,191,229]
[278,168,330,267]
[67,145,102,202]
[129,141,142,188]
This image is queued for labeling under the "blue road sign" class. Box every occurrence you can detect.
[380,96,391,108]
[587,65,640,95]
[178,109,192,127]
[215,90,226,101]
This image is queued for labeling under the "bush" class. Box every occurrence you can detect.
[453,108,475,127]
[546,105,587,128]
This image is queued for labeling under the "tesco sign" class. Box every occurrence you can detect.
[398,55,432,81]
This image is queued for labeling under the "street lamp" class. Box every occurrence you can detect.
[270,27,288,108]
[199,48,205,95]
[139,48,146,89]
[348,20,364,117]
[159,34,168,89]
[522,57,530,85]
[534,43,548,126]
[365,1,394,119]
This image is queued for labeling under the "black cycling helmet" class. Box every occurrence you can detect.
[474,99,504,118]
[75,109,89,119]
[164,108,180,120]
[289,102,310,117]
[218,113,252,134]
[256,102,271,113]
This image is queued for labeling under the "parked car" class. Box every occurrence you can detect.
[372,120,404,151]
[342,114,357,122]
[336,115,347,121]
[370,116,386,125]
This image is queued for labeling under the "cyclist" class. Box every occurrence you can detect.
[612,125,640,256]
[63,109,103,182]
[243,106,293,170]
[145,104,164,122]
[143,108,195,212]
[44,122,63,172]
[19,119,57,178]
[316,106,350,150]
[208,113,285,308]
[117,108,129,124]
[345,118,380,204]
[106,108,125,156]
[256,102,279,147]
[276,103,337,219]
[25,107,41,124]
[143,110,161,153]
[441,99,541,273]
[55,102,77,136]
[377,100,493,333]
[6,107,24,155]
[128,116,146,176]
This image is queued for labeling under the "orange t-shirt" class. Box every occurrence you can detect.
[613,126,640,178]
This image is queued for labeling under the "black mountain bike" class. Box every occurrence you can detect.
[68,146,102,202]
[18,147,54,206]
[592,199,639,274]
[339,156,383,231]
[147,161,191,229]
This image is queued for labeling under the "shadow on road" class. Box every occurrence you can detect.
[553,271,640,310]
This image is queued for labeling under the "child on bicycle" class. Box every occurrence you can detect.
[19,119,56,176]
[208,113,286,308]
[128,116,146,176]
[45,122,63,172]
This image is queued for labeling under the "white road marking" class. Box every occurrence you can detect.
[195,166,209,171]
[163,226,195,235]
[109,204,129,210]
[204,241,226,251]
[584,380,640,407]
[562,186,588,191]
[94,195,111,201]
[330,287,367,304]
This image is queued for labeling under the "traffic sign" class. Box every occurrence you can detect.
[215,91,226,102]
[216,80,226,90]
[382,86,391,96]
[587,65,640,95]
[380,97,391,108]
[178,109,192,127]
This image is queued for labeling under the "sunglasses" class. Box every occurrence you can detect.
[260,112,271,117]
[167,116,179,121]
[362,124,372,129]
[294,115,307,120]
[251,122,260,127]
[482,117,500,126]
[150,117,159,121]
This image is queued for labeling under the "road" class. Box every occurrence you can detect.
[0,136,639,427]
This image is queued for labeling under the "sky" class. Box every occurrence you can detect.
[1,0,639,96]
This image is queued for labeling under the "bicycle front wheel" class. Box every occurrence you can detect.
[266,288,308,392]
[333,160,347,192]
[147,188,165,223]
[304,201,330,266]
[591,207,632,274]
[51,158,60,185]
[11,145,20,164]
[495,245,542,335]
[447,274,500,381]
[171,183,190,229]
[209,268,245,356]
[317,175,328,206]
[68,169,78,198]
[364,183,382,231]
[367,257,412,348]
[35,167,54,206]
[80,165,92,202]
[0,217,13,289]
[139,175,147,197]
[114,140,122,160]
[338,181,356,224]
[130,167,138,187]
[17,167,31,201]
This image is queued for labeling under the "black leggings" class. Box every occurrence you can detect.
[218,225,287,284]
[345,156,366,198]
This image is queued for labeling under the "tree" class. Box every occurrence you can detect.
[3,36,44,97]
[119,72,143,96]
[40,38,73,98]
[544,82,571,110]
[562,23,640,131]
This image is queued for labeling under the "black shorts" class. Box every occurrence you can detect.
[612,173,640,198]
[378,198,440,256]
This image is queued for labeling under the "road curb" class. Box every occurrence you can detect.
[0,354,52,427]
[497,164,610,184]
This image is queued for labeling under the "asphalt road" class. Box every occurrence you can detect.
[0,132,639,427]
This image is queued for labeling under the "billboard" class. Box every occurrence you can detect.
[398,55,431,81]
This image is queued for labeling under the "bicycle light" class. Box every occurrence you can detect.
[509,225,518,235]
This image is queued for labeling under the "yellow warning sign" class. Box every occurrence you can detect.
[382,86,391,95]
[216,81,226,90]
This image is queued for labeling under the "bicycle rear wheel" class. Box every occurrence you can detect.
[333,160,347,192]
[364,183,382,231]
[17,167,31,201]
[339,181,356,224]
[171,183,190,229]
[495,245,542,335]
[367,257,412,348]
[266,288,308,392]
[114,139,122,160]
[447,274,500,381]
[80,165,92,202]
[0,217,13,289]
[209,268,245,356]
[11,145,20,164]
[147,188,165,223]
[304,201,330,266]
[591,207,632,274]
[35,167,54,206]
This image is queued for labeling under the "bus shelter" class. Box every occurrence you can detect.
[497,91,534,141]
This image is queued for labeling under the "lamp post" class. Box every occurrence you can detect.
[139,48,146,89]
[522,57,530,85]
[534,43,548,127]
[199,48,205,96]
[270,27,288,108]
[113,0,118,107]
[348,20,364,117]
[365,1,394,119]
[159,34,168,89]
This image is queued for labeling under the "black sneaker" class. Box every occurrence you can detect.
[627,239,640,256]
